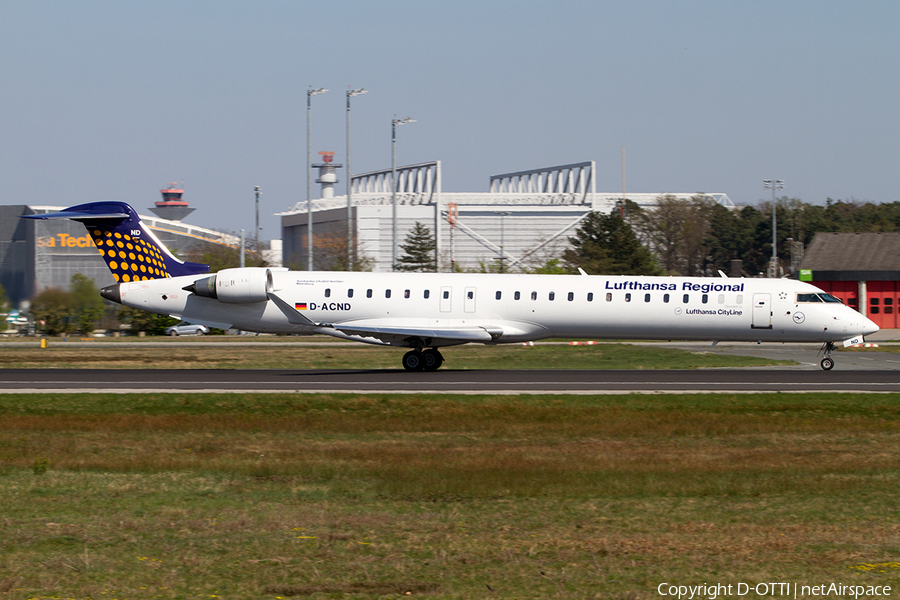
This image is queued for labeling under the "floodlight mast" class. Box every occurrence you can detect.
[306,87,327,271]
[391,117,415,271]
[763,178,785,277]
[346,88,367,271]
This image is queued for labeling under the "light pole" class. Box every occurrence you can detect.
[254,185,261,260]
[346,88,367,271]
[496,211,510,273]
[391,116,414,271]
[763,179,784,278]
[306,87,327,271]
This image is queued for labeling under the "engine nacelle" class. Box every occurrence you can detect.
[187,268,272,304]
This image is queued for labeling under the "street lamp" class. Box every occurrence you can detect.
[763,178,784,277]
[496,211,510,273]
[391,116,415,271]
[346,88,367,271]
[306,87,327,271]
[254,185,261,260]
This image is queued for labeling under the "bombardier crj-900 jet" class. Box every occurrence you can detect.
[24,202,878,371]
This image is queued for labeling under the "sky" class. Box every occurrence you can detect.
[2,0,899,240]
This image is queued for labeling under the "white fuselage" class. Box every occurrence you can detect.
[117,271,878,347]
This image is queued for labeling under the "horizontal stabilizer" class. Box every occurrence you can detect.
[22,209,130,221]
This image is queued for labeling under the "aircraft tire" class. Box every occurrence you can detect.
[423,349,444,371]
[402,350,425,372]
[821,357,835,371]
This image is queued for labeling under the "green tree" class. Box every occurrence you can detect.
[30,288,75,335]
[396,222,437,272]
[69,274,106,335]
[116,307,178,336]
[0,283,8,332]
[564,210,661,275]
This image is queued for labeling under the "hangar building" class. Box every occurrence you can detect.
[279,160,734,273]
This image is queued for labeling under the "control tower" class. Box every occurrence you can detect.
[149,183,195,221]
[313,152,342,198]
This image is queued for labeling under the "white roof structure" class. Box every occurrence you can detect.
[278,161,734,272]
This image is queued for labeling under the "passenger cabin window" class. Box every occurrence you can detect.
[568,292,574,301]
[385,289,391,299]
[324,288,331,298]
[531,291,537,301]
[514,291,521,300]
[683,294,690,303]
[348,289,354,298]
[424,290,430,299]
[663,293,670,303]
[625,293,632,302]
[443,290,450,299]
[587,292,593,302]
[736,294,743,304]
[718,294,725,304]
[644,293,651,303]
[467,291,474,300]
[606,293,612,302]
[367,289,373,298]
[404,289,410,298]
[495,291,502,300]
[549,292,555,301]
[702,294,709,304]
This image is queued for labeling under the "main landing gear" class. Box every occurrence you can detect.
[819,341,836,371]
[402,348,444,372]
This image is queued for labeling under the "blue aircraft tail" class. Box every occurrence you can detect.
[22,201,210,282]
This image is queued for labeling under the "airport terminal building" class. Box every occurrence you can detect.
[279,160,734,273]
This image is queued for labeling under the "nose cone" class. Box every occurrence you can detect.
[863,316,880,337]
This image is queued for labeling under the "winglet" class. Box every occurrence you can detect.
[267,292,320,327]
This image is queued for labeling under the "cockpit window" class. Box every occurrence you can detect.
[797,292,843,303]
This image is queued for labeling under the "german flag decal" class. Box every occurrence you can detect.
[295,303,307,310]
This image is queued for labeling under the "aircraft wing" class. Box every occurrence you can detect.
[331,323,500,345]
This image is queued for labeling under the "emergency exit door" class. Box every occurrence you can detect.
[751,293,772,329]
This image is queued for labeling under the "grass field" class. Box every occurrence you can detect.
[2,392,899,599]
[0,340,794,370]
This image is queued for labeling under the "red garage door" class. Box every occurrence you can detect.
[867,281,899,330]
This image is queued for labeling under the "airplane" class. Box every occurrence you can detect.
[23,201,879,371]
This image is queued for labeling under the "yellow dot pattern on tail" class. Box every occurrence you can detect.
[90,229,171,282]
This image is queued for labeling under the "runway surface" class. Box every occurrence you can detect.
[2,367,900,394]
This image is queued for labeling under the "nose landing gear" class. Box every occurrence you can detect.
[818,341,836,370]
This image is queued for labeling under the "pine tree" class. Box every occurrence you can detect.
[563,210,661,275]
[396,222,437,272]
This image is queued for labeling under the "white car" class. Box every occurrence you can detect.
[164,323,209,336]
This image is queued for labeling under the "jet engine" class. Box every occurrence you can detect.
[185,267,272,304]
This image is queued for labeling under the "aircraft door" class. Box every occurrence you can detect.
[464,287,476,313]
[440,286,452,312]
[751,293,772,329]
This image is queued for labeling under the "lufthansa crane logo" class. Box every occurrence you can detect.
[792,311,806,324]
